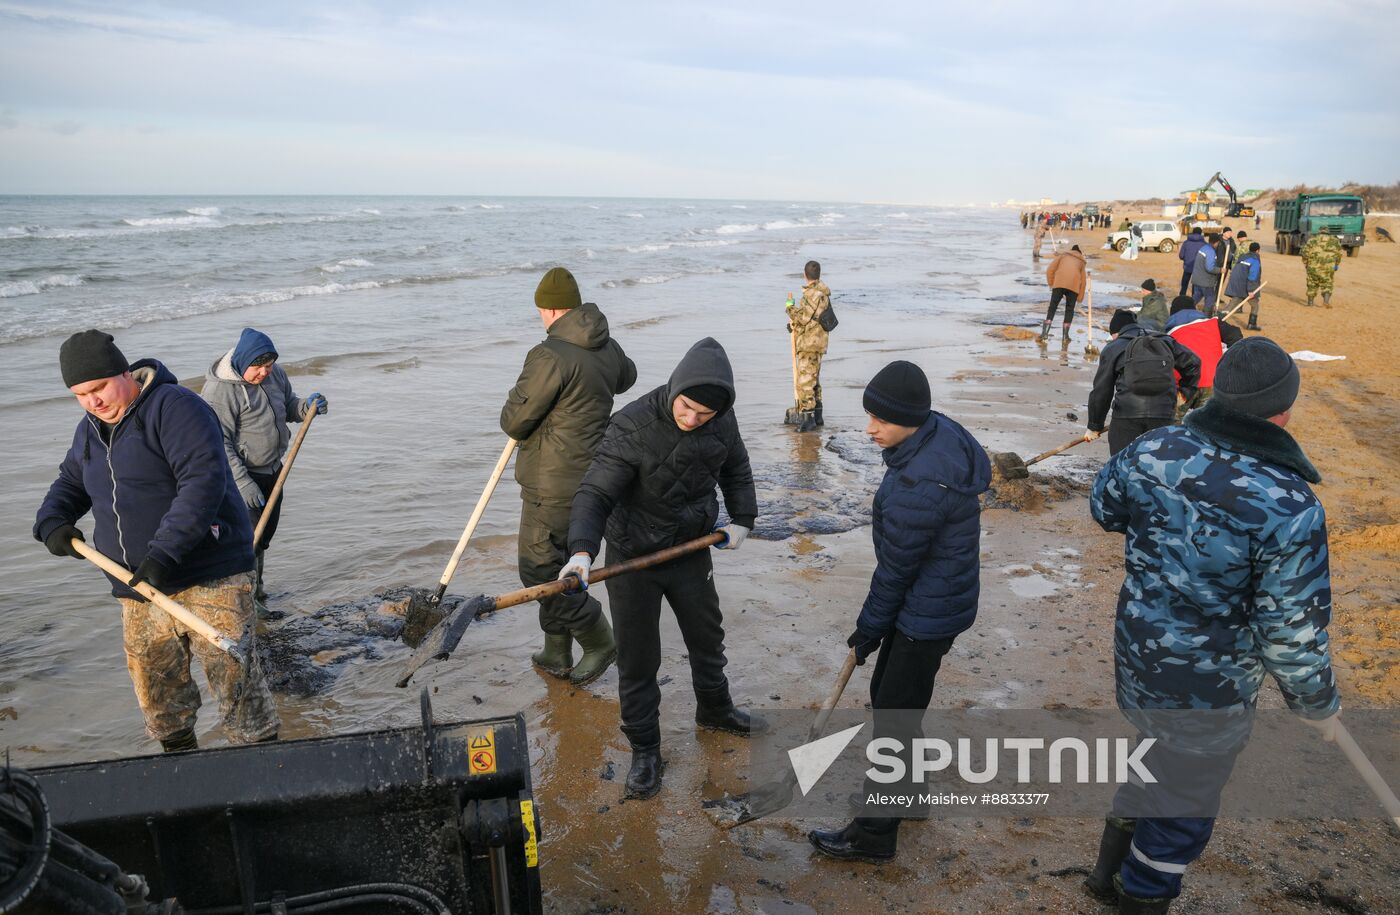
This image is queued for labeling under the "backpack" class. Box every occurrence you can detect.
[818,299,839,333]
[1121,332,1176,398]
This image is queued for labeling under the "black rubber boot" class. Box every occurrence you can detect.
[532,632,574,679]
[1114,875,1173,913]
[1247,316,1261,331]
[695,685,767,736]
[253,549,269,619]
[622,725,663,800]
[795,410,818,433]
[814,398,824,427]
[569,614,616,687]
[1037,320,1052,343]
[1084,817,1135,902]
[1061,323,1072,345]
[808,821,897,864]
[160,728,198,753]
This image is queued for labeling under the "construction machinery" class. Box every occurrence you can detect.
[1182,172,1256,223]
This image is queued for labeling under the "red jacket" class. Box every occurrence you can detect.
[1169,318,1226,388]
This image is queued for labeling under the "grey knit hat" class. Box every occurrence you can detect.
[1213,337,1300,418]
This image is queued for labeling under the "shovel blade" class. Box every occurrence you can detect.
[702,776,797,829]
[990,451,1030,480]
[395,593,492,687]
[401,587,447,648]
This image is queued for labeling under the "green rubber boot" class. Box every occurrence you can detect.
[570,615,617,686]
[531,632,574,679]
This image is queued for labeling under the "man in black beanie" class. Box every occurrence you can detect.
[808,361,990,864]
[1083,337,1337,911]
[564,338,759,800]
[35,330,279,753]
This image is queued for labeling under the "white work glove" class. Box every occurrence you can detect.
[716,524,750,551]
[1084,430,1101,442]
[558,552,593,591]
[1300,712,1342,743]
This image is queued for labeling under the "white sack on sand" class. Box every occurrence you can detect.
[1290,351,1347,362]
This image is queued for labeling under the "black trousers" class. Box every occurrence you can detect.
[1044,288,1078,323]
[517,498,602,635]
[857,633,956,833]
[1108,415,1173,455]
[248,470,283,552]
[1179,269,1192,297]
[605,546,729,746]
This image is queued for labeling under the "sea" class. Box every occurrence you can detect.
[0,195,1106,763]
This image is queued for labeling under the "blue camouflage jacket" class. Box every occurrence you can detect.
[1090,400,1338,718]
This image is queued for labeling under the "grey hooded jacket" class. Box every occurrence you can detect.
[201,349,309,506]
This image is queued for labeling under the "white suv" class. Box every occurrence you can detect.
[1107,220,1182,253]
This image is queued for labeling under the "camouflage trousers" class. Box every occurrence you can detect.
[795,351,823,412]
[118,571,279,744]
[1174,386,1213,422]
[1304,266,1335,298]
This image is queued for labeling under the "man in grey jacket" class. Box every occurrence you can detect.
[202,327,326,612]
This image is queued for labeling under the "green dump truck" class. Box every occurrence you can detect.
[1274,193,1366,257]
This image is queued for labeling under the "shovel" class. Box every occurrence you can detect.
[396,531,724,687]
[401,438,518,647]
[1218,281,1269,324]
[991,433,1092,480]
[703,650,859,829]
[1083,275,1099,357]
[254,409,317,546]
[70,538,243,661]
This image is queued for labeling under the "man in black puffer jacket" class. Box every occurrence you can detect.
[563,337,759,800]
[808,361,990,864]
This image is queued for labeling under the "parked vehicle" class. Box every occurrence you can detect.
[1275,194,1367,257]
[1107,220,1182,253]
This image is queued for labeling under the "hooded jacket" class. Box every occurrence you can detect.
[568,338,757,559]
[856,412,991,642]
[201,339,308,506]
[1138,291,1169,331]
[1045,249,1087,297]
[500,302,637,505]
[34,359,255,599]
[1178,230,1207,272]
[1086,324,1202,430]
[1224,252,1262,299]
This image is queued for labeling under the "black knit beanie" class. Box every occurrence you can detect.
[1213,337,1300,418]
[1109,309,1138,335]
[1170,295,1196,315]
[534,267,582,310]
[681,383,731,412]
[1140,278,1156,292]
[60,330,129,388]
[863,361,931,427]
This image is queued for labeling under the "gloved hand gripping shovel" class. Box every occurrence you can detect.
[703,649,859,829]
[396,531,725,687]
[991,433,1093,481]
[401,438,517,647]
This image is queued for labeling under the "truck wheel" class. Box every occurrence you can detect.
[1114,239,1128,252]
[1158,238,1175,254]
[1275,233,1288,255]
[1346,246,1359,258]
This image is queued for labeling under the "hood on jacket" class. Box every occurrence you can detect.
[887,412,992,496]
[1188,229,1203,239]
[207,348,247,385]
[547,301,612,351]
[121,358,177,417]
[230,327,276,376]
[666,337,736,419]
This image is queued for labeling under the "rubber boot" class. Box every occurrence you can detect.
[1061,323,1072,345]
[532,632,574,679]
[1306,295,1315,307]
[1084,817,1135,902]
[1247,315,1261,331]
[1114,875,1173,914]
[1037,320,1052,343]
[808,820,897,864]
[160,727,198,753]
[622,725,663,800]
[253,549,269,618]
[695,684,767,736]
[814,398,824,427]
[569,614,616,686]
[1322,292,1332,308]
[796,410,818,433]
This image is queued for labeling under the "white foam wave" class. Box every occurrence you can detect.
[625,213,644,218]
[886,212,911,219]
[477,204,503,210]
[440,205,468,212]
[626,238,739,253]
[222,280,384,307]
[0,274,86,298]
[355,208,381,216]
[715,223,759,235]
[185,206,221,217]
[320,257,374,273]
[762,220,799,231]
[820,212,846,219]
[122,214,216,227]
[731,204,748,209]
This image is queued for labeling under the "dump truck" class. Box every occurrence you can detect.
[1274,193,1367,257]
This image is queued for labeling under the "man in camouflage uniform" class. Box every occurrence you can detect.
[1032,220,1048,258]
[1301,232,1343,307]
[1083,337,1340,914]
[787,260,831,428]
[35,331,279,752]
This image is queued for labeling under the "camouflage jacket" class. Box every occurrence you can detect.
[1091,399,1338,719]
[790,281,831,354]
[1301,233,1343,270]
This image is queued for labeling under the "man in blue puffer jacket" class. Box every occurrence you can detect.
[1177,228,1208,297]
[808,360,990,864]
[34,330,279,752]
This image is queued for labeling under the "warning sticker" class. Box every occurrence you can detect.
[520,799,539,868]
[467,727,497,775]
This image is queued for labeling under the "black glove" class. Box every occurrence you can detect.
[128,556,171,592]
[786,323,792,333]
[847,628,882,666]
[44,523,85,559]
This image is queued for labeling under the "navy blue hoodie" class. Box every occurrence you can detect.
[856,412,992,641]
[35,359,255,600]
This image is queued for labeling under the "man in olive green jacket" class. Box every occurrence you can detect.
[501,267,637,685]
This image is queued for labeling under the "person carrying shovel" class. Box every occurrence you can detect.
[1084,338,1342,914]
[561,337,759,801]
[202,327,327,616]
[34,330,279,753]
[807,361,990,864]
[500,266,636,686]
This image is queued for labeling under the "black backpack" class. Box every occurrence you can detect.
[818,299,839,333]
[1121,332,1176,398]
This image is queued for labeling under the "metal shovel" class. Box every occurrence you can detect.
[991,433,1092,480]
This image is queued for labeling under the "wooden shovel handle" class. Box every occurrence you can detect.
[437,438,518,590]
[70,538,243,660]
[1218,281,1269,323]
[1027,434,1090,466]
[809,650,859,741]
[254,409,317,544]
[1335,721,1400,828]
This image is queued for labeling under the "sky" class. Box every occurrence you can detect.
[1,0,1397,204]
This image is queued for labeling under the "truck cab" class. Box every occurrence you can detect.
[1274,194,1366,256]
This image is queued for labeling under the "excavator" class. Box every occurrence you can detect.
[1184,171,1256,221]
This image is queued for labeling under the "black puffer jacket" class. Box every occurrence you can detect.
[568,338,757,559]
[1087,324,1202,429]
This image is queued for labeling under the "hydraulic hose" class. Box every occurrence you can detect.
[189,882,451,915]
[0,767,53,910]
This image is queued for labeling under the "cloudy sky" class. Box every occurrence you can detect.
[1,0,1397,203]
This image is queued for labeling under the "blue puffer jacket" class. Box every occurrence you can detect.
[856,412,991,641]
[34,359,255,600]
[1178,231,1207,272]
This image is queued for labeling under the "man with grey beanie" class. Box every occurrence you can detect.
[1083,337,1339,913]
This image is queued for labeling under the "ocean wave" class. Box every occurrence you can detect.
[601,274,681,288]
[762,219,799,230]
[320,257,375,273]
[886,212,911,219]
[185,206,221,217]
[625,213,644,218]
[715,223,759,235]
[731,204,748,209]
[820,212,846,219]
[0,274,86,298]
[477,204,503,210]
[122,214,217,228]
[438,205,468,212]
[626,238,739,253]
[355,208,381,216]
